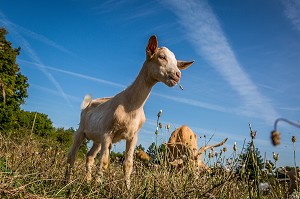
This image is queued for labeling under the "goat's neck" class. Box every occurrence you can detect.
[122,63,156,111]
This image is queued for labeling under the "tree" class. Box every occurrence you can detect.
[146,142,167,164]
[135,144,145,151]
[0,28,29,130]
[110,151,124,163]
[55,127,74,146]
[147,142,157,162]
[237,141,264,180]
[18,110,54,136]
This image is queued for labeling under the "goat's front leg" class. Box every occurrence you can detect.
[123,134,138,189]
[95,136,112,183]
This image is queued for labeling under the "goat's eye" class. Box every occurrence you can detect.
[158,54,166,60]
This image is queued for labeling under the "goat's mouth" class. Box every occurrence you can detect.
[168,75,180,87]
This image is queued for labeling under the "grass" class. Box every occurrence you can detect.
[0,128,298,198]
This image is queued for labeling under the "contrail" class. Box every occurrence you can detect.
[21,60,237,113]
[0,11,73,108]
[0,13,75,56]
[152,92,236,114]
[163,0,280,124]
[19,59,126,89]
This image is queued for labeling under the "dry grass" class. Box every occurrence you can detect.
[0,130,297,198]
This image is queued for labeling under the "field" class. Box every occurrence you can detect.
[0,129,298,199]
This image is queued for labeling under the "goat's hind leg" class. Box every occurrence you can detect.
[65,129,86,182]
[86,142,101,183]
[95,136,112,183]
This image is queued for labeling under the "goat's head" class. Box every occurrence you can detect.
[145,35,194,87]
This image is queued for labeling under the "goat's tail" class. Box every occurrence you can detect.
[81,95,92,110]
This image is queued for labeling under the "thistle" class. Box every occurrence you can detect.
[271,118,300,146]
[292,135,296,143]
[208,151,214,158]
[233,142,237,152]
[159,122,162,129]
[249,123,256,139]
[271,130,280,146]
[272,152,279,161]
[155,127,158,136]
[166,124,170,130]
[157,109,163,118]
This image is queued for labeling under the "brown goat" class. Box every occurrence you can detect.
[136,149,152,163]
[167,125,228,172]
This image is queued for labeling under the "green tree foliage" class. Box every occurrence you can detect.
[18,110,54,136]
[0,28,29,130]
[237,141,264,181]
[146,142,167,164]
[235,138,276,198]
[147,142,157,161]
[55,127,74,146]
[110,151,124,163]
[135,144,145,151]
[54,127,87,155]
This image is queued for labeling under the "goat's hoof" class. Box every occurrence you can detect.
[95,176,103,184]
[86,174,92,184]
[125,179,131,190]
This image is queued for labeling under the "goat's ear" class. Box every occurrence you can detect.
[177,60,194,70]
[146,35,158,58]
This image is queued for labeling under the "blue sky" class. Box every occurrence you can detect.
[1,0,299,167]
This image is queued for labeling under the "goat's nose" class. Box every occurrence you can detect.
[176,71,181,79]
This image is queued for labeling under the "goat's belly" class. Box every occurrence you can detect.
[112,128,138,143]
[112,134,123,143]
[84,131,103,143]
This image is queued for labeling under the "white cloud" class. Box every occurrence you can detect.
[282,0,300,33]
[163,0,280,124]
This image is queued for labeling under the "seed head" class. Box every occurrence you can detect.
[250,130,256,139]
[208,151,213,158]
[233,142,237,152]
[273,152,279,161]
[268,162,273,173]
[159,122,162,129]
[271,130,280,146]
[223,147,227,153]
[166,124,170,130]
[157,109,163,118]
[292,135,296,143]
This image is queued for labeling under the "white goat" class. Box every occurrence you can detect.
[65,35,194,189]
